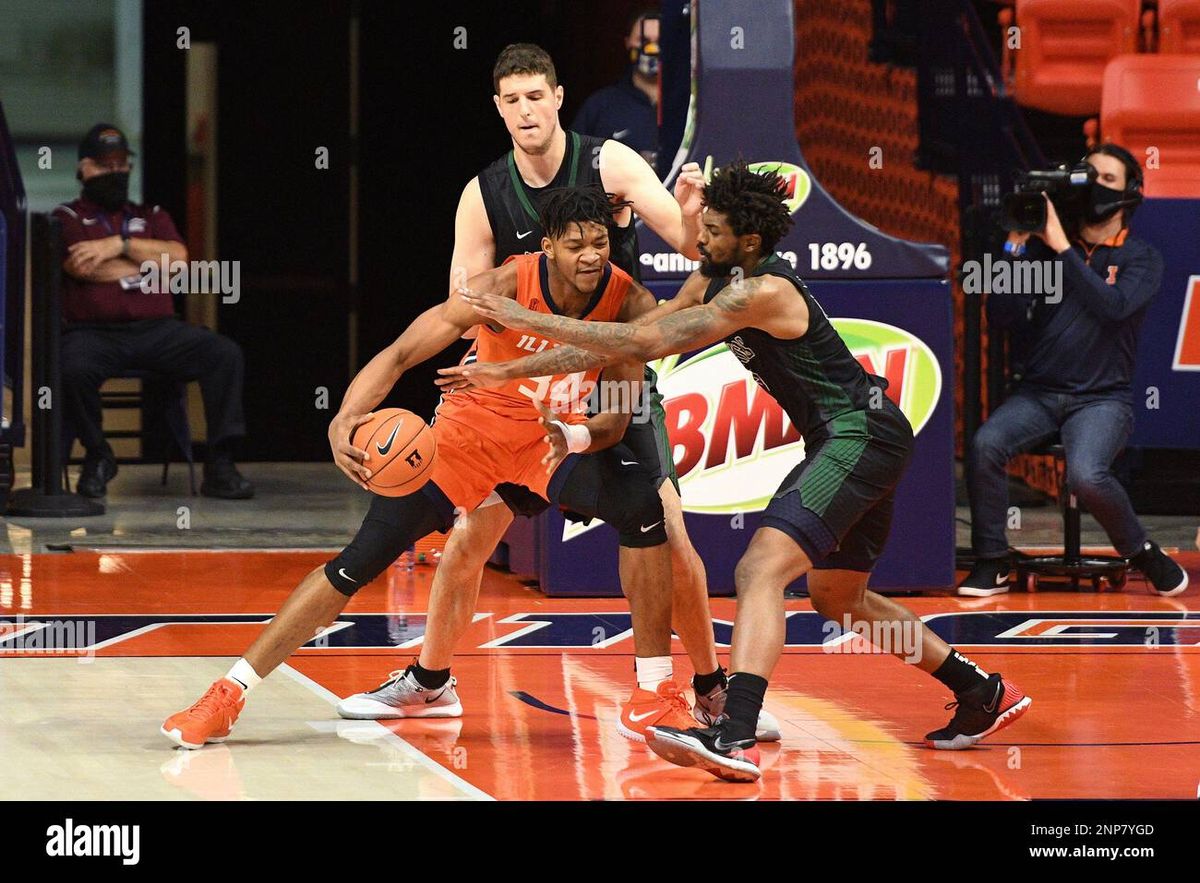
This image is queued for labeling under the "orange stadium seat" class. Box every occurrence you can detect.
[1159,0,1200,53]
[1101,54,1200,197]
[1009,0,1143,116]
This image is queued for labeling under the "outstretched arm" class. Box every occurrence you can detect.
[329,265,510,486]
[601,140,705,260]
[438,272,710,388]
[460,275,779,364]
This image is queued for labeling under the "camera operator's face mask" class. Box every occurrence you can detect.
[1085,181,1129,224]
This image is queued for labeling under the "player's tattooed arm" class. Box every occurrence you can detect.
[463,276,766,361]
[438,276,706,388]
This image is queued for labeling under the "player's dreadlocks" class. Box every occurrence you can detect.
[539,184,633,240]
[703,161,794,252]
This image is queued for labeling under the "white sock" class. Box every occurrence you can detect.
[635,656,673,692]
[225,658,262,693]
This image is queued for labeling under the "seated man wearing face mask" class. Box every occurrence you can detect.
[960,143,1186,598]
[52,124,253,500]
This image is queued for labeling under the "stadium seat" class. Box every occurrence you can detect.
[1007,0,1142,117]
[1159,0,1200,53]
[1101,54,1200,197]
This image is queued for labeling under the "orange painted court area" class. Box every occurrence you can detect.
[3,550,1198,800]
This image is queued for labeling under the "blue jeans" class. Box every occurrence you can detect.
[967,388,1147,558]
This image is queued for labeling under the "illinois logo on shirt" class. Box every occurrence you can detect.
[1106,265,1119,285]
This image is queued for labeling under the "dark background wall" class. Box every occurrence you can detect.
[143,0,648,460]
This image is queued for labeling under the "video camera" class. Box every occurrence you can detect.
[1001,162,1097,233]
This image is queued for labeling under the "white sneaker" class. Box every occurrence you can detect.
[693,680,781,742]
[336,666,463,719]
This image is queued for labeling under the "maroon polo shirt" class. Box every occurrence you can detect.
[53,197,184,323]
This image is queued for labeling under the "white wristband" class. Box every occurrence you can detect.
[552,420,592,453]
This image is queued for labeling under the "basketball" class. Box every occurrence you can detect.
[351,408,437,497]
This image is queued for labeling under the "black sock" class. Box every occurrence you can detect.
[411,662,450,690]
[722,672,767,740]
[932,649,990,695]
[692,667,727,696]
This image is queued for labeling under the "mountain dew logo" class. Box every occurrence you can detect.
[561,319,941,537]
[700,157,811,214]
[747,161,811,214]
[657,319,940,514]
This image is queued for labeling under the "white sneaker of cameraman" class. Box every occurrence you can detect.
[336,666,462,719]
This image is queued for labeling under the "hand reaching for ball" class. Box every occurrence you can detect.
[328,411,375,489]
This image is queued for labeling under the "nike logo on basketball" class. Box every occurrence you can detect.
[376,423,403,455]
[338,567,357,583]
[639,521,662,533]
[983,683,1002,715]
[516,229,533,239]
[628,709,658,722]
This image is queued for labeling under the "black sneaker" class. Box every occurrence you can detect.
[201,457,255,499]
[957,556,1012,597]
[647,720,762,782]
[925,672,1031,750]
[1129,540,1188,597]
[76,452,118,498]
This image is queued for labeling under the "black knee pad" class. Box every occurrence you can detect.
[325,485,454,596]
[554,446,667,547]
[597,465,666,548]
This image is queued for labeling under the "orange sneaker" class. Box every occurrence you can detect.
[618,680,696,742]
[161,678,246,749]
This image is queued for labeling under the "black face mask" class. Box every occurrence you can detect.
[1085,181,1132,224]
[82,171,130,211]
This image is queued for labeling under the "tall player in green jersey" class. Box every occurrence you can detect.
[448,162,1032,782]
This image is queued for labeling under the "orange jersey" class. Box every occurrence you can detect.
[437,252,633,425]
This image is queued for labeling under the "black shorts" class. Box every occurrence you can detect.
[760,401,914,572]
[325,444,667,596]
[618,366,677,493]
[494,365,677,518]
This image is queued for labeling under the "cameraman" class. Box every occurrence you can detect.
[960,144,1188,597]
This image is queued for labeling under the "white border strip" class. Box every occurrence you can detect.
[1172,274,1200,371]
[277,662,493,801]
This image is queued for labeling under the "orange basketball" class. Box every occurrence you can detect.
[351,408,437,497]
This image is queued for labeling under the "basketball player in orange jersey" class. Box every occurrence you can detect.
[332,43,778,741]
[162,187,706,748]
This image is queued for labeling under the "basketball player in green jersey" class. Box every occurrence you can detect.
[451,162,1032,782]
[332,45,781,741]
